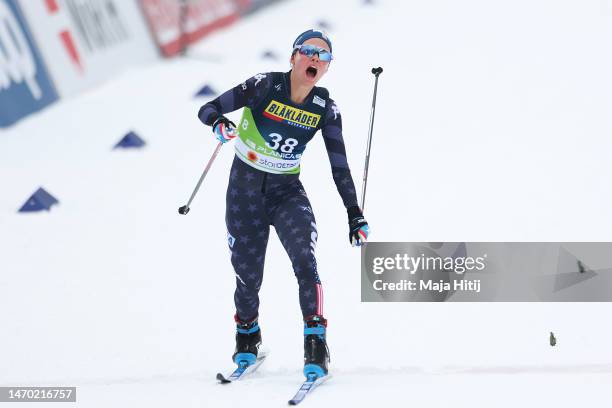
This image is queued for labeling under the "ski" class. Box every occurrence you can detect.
[216,352,267,383]
[288,373,331,405]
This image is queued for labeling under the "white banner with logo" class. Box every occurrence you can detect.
[17,0,158,97]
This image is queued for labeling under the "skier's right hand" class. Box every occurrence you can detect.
[212,116,237,143]
[347,206,369,247]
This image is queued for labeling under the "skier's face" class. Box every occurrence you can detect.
[290,38,331,85]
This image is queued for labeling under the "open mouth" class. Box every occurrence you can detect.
[306,66,318,78]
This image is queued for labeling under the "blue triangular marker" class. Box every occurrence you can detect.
[261,50,278,60]
[18,187,59,212]
[114,131,146,149]
[194,84,217,97]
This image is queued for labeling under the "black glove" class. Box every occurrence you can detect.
[212,115,236,133]
[347,206,369,247]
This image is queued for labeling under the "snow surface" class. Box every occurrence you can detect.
[1,0,612,406]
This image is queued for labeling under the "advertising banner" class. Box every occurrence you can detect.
[0,0,58,127]
[17,0,158,97]
[139,0,243,57]
[362,242,612,301]
[241,0,283,15]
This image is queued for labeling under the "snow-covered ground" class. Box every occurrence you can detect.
[1,0,612,406]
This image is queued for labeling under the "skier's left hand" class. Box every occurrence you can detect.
[347,206,369,247]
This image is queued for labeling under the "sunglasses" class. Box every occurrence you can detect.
[293,44,333,62]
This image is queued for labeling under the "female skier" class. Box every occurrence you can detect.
[198,29,369,378]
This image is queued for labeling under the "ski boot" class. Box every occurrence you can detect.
[303,315,330,378]
[232,315,262,367]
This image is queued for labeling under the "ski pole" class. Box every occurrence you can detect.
[360,66,383,212]
[178,141,223,215]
